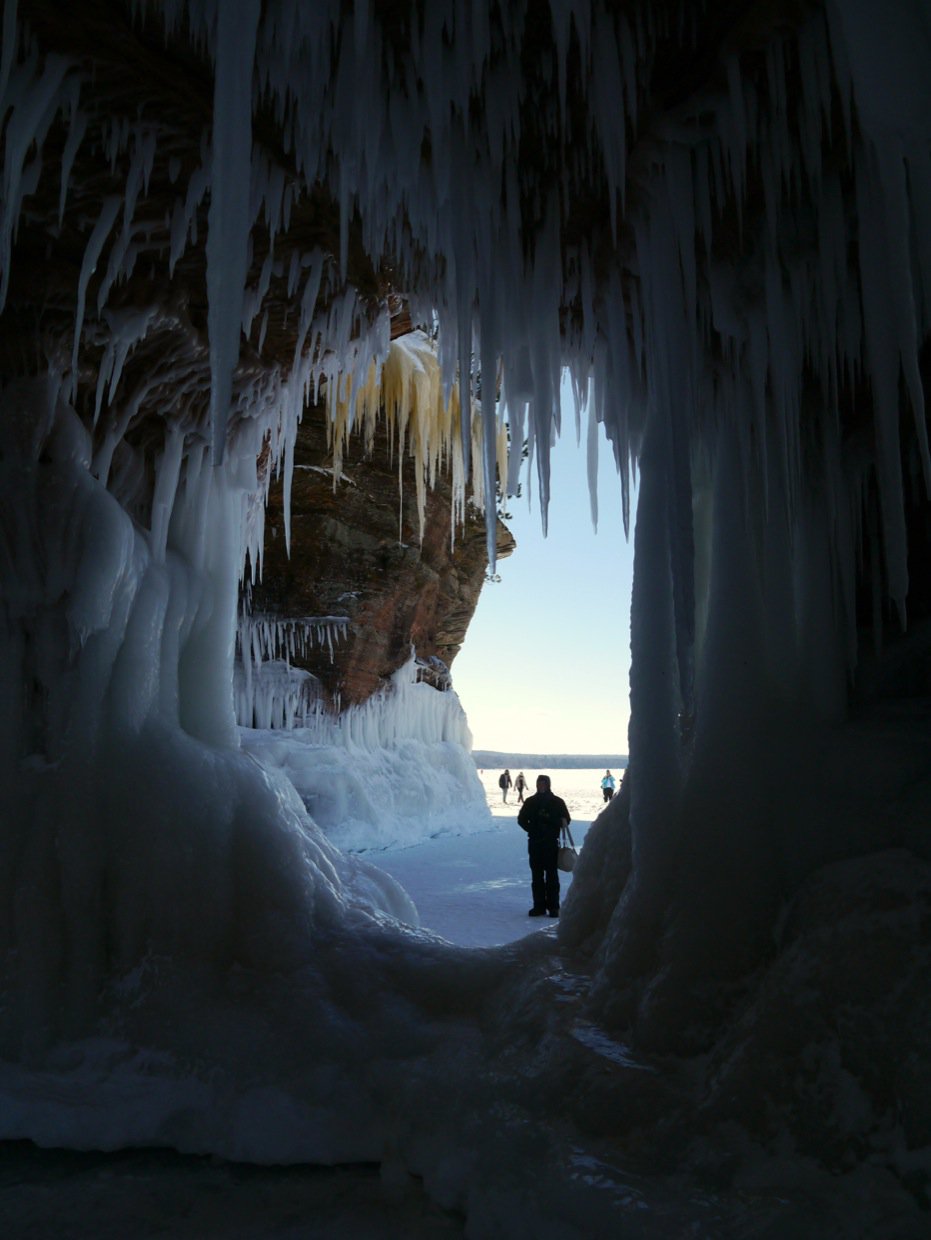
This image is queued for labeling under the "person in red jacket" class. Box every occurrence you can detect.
[517,775,570,918]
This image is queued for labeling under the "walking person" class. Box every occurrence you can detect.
[498,768,512,803]
[514,771,527,803]
[517,775,570,918]
[600,769,616,802]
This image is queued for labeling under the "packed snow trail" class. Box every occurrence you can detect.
[373,768,603,947]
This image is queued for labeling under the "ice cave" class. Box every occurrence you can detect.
[1,0,930,1235]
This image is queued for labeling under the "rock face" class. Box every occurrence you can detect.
[247,401,515,709]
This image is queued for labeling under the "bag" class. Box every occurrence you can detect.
[557,824,577,873]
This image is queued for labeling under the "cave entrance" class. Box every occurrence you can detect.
[373,407,636,947]
[453,410,635,760]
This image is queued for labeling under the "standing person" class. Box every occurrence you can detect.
[514,771,527,803]
[498,768,512,803]
[518,775,570,918]
[600,770,616,802]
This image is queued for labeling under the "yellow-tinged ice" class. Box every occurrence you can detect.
[326,329,495,542]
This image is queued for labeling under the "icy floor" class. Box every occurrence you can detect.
[0,770,611,1238]
[2,767,924,1238]
[372,767,605,946]
[0,1143,463,1238]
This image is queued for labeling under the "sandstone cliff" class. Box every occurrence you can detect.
[245,398,515,710]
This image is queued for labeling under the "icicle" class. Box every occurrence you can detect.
[855,153,910,617]
[585,390,599,530]
[282,417,296,555]
[206,0,260,465]
[0,0,17,104]
[150,426,185,563]
[0,48,70,311]
[244,246,274,338]
[875,143,931,491]
[70,197,121,400]
[725,55,747,205]
[57,90,87,225]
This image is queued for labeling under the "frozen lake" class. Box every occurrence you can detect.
[373,768,620,947]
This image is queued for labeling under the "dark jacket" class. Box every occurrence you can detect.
[518,790,570,846]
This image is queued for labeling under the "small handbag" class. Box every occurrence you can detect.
[557,824,578,873]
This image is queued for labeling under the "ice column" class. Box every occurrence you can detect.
[206,0,260,463]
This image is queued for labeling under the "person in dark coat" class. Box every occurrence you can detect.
[517,774,570,917]
[498,768,512,802]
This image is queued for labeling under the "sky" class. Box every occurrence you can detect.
[452,386,636,755]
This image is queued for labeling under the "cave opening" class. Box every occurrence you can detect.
[454,382,635,761]
[1,2,930,1235]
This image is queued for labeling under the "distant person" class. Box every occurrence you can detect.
[518,774,570,918]
[600,770,616,802]
[514,771,527,803]
[498,768,512,802]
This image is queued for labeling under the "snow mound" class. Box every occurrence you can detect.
[242,731,491,852]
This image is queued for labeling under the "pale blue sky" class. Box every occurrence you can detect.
[452,402,636,755]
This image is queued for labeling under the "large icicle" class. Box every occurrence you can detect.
[205,0,261,464]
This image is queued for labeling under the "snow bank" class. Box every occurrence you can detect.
[239,653,492,851]
[242,731,491,852]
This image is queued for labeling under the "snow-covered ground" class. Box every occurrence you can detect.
[0,1146,463,1239]
[3,752,928,1239]
[0,767,616,1238]
[373,768,610,947]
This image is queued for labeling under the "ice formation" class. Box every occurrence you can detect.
[239,654,490,851]
[234,609,347,728]
[1,0,930,1232]
[326,327,497,536]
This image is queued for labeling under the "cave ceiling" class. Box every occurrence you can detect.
[5,0,815,420]
[6,0,927,682]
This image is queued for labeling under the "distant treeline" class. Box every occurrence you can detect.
[472,751,628,769]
